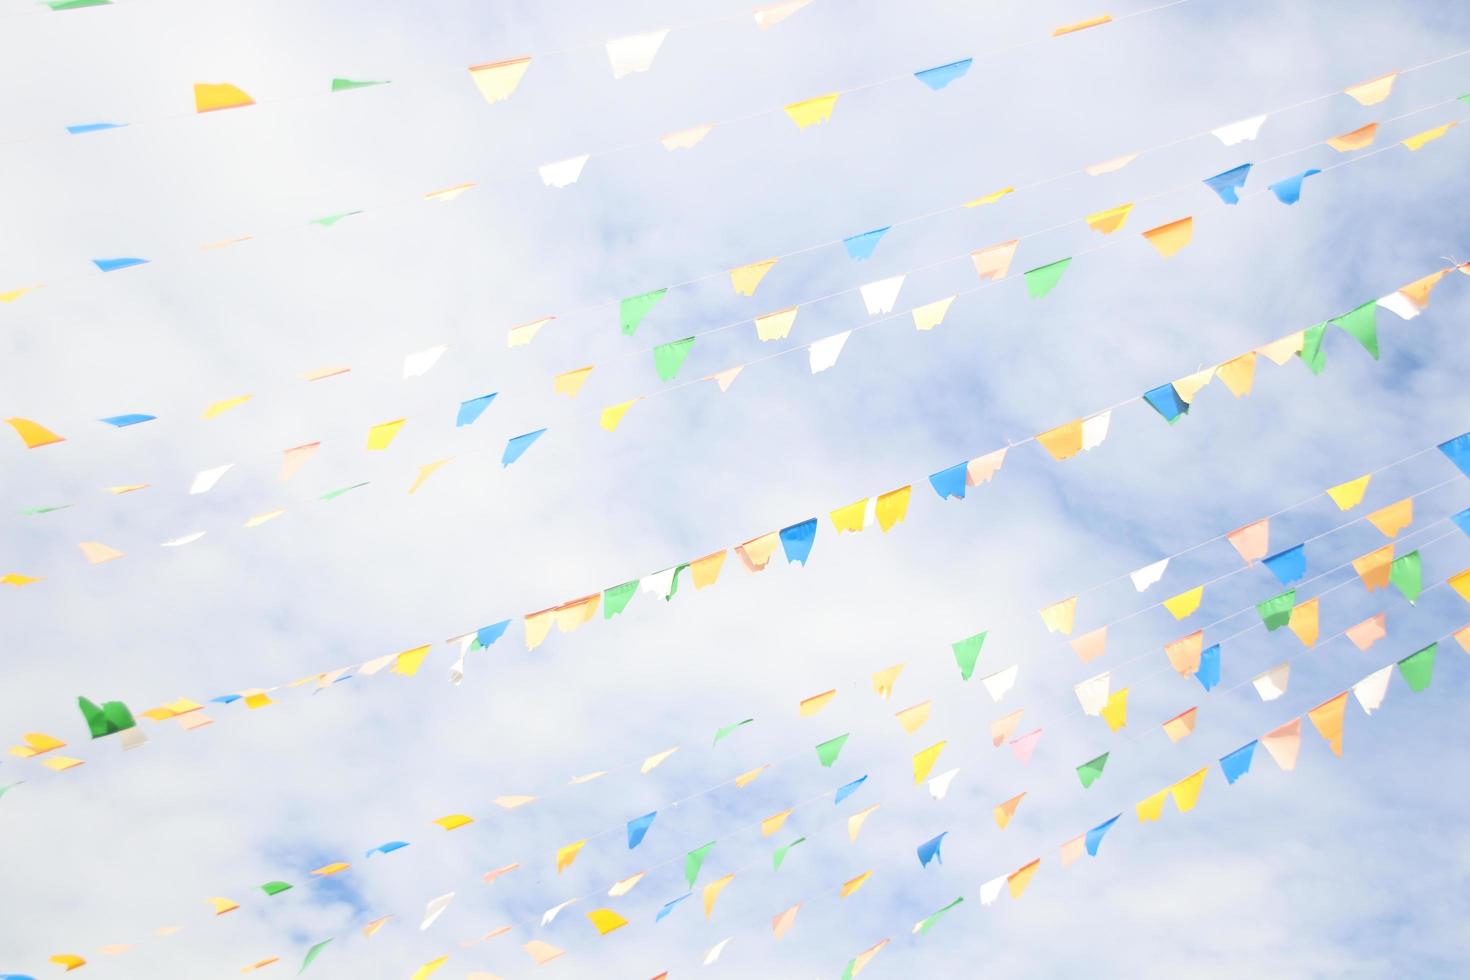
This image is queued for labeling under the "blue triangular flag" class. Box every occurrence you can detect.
[1451,506,1470,539]
[1194,643,1221,692]
[1262,544,1306,584]
[474,620,511,649]
[99,413,155,427]
[928,461,968,499]
[456,392,497,427]
[1268,169,1320,205]
[365,840,409,857]
[1143,383,1189,423]
[917,831,947,867]
[92,257,149,272]
[1202,163,1251,204]
[627,811,657,849]
[1220,740,1257,784]
[1084,814,1120,856]
[779,518,818,564]
[501,428,546,466]
[655,893,691,922]
[66,122,126,135]
[914,58,973,91]
[842,226,891,260]
[1439,432,1470,479]
[210,693,242,704]
[834,774,867,805]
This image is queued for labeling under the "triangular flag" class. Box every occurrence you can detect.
[1346,612,1387,650]
[1326,474,1371,509]
[1261,718,1302,770]
[1163,585,1204,620]
[784,93,838,128]
[1397,642,1437,692]
[1071,625,1107,662]
[1366,498,1412,538]
[730,258,778,296]
[1130,559,1169,591]
[1162,707,1198,743]
[808,331,851,373]
[971,240,1018,281]
[1344,71,1397,106]
[1073,671,1110,715]
[1216,352,1257,396]
[981,664,1019,702]
[1024,257,1071,298]
[754,306,798,341]
[990,709,1023,747]
[1252,662,1290,701]
[1164,631,1204,675]
[1141,217,1194,258]
[951,631,986,680]
[994,792,1026,830]
[1077,752,1109,788]
[1227,519,1270,564]
[912,741,945,783]
[859,275,905,314]
[1040,596,1077,634]
[1288,597,1320,647]
[1169,768,1208,813]
[1307,692,1349,756]
[1353,666,1393,714]
[605,29,669,79]
[1219,741,1257,783]
[1327,122,1378,152]
[468,58,531,103]
[1085,203,1133,234]
[539,155,589,188]
[895,700,932,734]
[1009,728,1042,764]
[1101,687,1128,732]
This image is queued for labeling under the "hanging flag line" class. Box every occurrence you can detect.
[7,61,1466,453]
[8,102,1462,540]
[5,262,1463,789]
[0,0,833,145]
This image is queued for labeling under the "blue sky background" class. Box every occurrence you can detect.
[2,0,1470,976]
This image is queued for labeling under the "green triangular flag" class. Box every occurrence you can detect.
[300,938,333,973]
[1330,301,1379,359]
[602,581,638,619]
[815,733,849,767]
[310,210,363,228]
[951,631,986,681]
[1298,322,1327,374]
[685,841,715,886]
[1460,93,1470,105]
[1397,642,1437,692]
[320,482,368,501]
[713,718,753,745]
[78,697,135,738]
[773,836,805,871]
[330,78,388,92]
[620,288,667,336]
[1076,751,1109,788]
[261,881,293,896]
[1024,257,1071,298]
[914,896,965,935]
[1256,588,1296,630]
[0,783,20,801]
[21,504,72,515]
[1390,550,1422,603]
[652,336,695,381]
[49,0,111,9]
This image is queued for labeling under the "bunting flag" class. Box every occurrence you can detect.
[1163,585,1204,620]
[848,805,880,842]
[1228,519,1270,564]
[1212,114,1267,145]
[816,734,849,767]
[1074,672,1111,715]
[606,29,669,79]
[1354,667,1393,714]
[468,58,531,103]
[994,793,1026,829]
[911,295,956,331]
[1040,596,1078,634]
[842,939,890,978]
[1220,741,1257,783]
[981,665,1019,702]
[1252,663,1290,701]
[1327,473,1372,509]
[1307,692,1349,756]
[1009,728,1042,763]
[1347,613,1388,651]
[1130,559,1169,591]
[1204,163,1252,203]
[1261,718,1302,770]
[1165,631,1204,677]
[912,741,946,783]
[912,897,964,934]
[1263,545,1306,584]
[1258,589,1297,630]
[916,832,947,867]
[1077,752,1109,788]
[915,59,973,90]
[1085,814,1120,856]
[836,775,867,804]
[784,93,839,128]
[1054,14,1113,36]
[1024,257,1071,298]
[1162,707,1198,743]
[194,82,255,113]
[5,417,65,449]
[1170,768,1208,812]
[991,709,1024,747]
[1353,545,1394,591]
[1366,498,1412,537]
[1086,203,1133,234]
[1101,687,1129,732]
[1344,71,1397,105]
[1397,642,1436,692]
[702,874,734,918]
[755,0,812,30]
[1401,122,1456,151]
[895,701,932,734]
[1072,626,1108,662]
[1288,597,1320,647]
[1007,858,1041,898]
[1390,550,1422,603]
[730,258,778,296]
[972,240,1019,281]
[1142,217,1194,257]
[1269,169,1320,205]
[1327,122,1378,152]
[76,539,124,563]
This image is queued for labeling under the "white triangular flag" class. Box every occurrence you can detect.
[911,295,955,331]
[189,463,233,495]
[606,29,669,79]
[661,124,713,151]
[927,768,959,800]
[706,365,743,391]
[1211,114,1267,146]
[1252,662,1290,701]
[541,898,576,926]
[979,876,1007,905]
[1130,559,1169,592]
[859,275,905,314]
[808,331,851,374]
[421,892,455,930]
[161,531,206,547]
[640,567,679,598]
[703,938,731,965]
[1084,152,1138,176]
[449,634,474,686]
[403,344,448,378]
[539,155,589,188]
[981,664,1019,703]
[1073,671,1110,716]
[1352,665,1393,715]
[119,726,149,750]
[1081,410,1110,450]
[1376,292,1420,320]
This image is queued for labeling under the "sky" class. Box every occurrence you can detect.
[2,0,1470,977]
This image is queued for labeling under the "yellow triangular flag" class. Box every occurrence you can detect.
[4,417,64,448]
[799,690,836,716]
[1403,121,1456,150]
[872,664,904,698]
[874,486,911,531]
[1101,687,1129,732]
[468,57,532,103]
[1215,352,1256,397]
[201,394,252,419]
[840,871,872,897]
[1288,597,1320,647]
[830,498,869,533]
[367,418,406,450]
[1135,788,1168,822]
[1036,419,1084,460]
[1365,497,1412,538]
[994,792,1026,830]
[408,458,452,494]
[1169,768,1208,812]
[755,307,798,340]
[1326,474,1371,510]
[587,908,628,935]
[1163,585,1204,620]
[391,645,431,676]
[599,398,639,432]
[1085,203,1133,234]
[730,258,778,296]
[894,700,932,734]
[703,873,735,917]
[556,839,587,873]
[1344,71,1396,105]
[690,550,727,590]
[784,93,838,128]
[761,809,793,837]
[1007,859,1041,898]
[553,366,594,397]
[912,741,945,783]
[1040,596,1078,634]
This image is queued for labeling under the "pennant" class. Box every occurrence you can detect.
[816,734,849,767]
[703,940,732,966]
[951,631,987,680]
[501,428,546,466]
[1304,692,1350,757]
[1131,559,1169,591]
[403,344,447,378]
[468,57,530,103]
[874,485,911,531]
[1344,71,1397,105]
[1328,474,1372,510]
[1007,859,1041,899]
[914,58,973,90]
[994,793,1026,830]
[1228,519,1270,564]
[1214,741,1257,786]
[661,124,713,150]
[1261,718,1302,770]
[1212,114,1267,145]
[4,417,64,449]
[1009,728,1042,764]
[1346,612,1387,651]
[971,240,1019,281]
[784,93,839,128]
[1077,752,1109,788]
[912,741,945,783]
[1024,257,1071,298]
[1074,671,1110,715]
[66,121,125,133]
[1136,789,1168,822]
[843,227,890,260]
[736,531,781,572]
[967,447,1007,485]
[1331,301,1379,359]
[1085,203,1133,234]
[713,719,752,745]
[408,458,452,494]
[188,463,233,495]
[1072,625,1108,662]
[730,258,778,295]
[299,941,332,972]
[991,709,1023,747]
[1353,665,1393,714]
[840,871,872,898]
[859,275,905,315]
[1458,625,1470,655]
[736,765,769,787]
[779,518,818,564]
[1101,687,1129,732]
[1162,707,1199,743]
[1164,584,1206,620]
[1053,13,1113,34]
[598,398,640,433]
[1203,163,1252,204]
[362,915,392,937]
[928,768,959,800]
[979,877,1007,905]
[1451,567,1470,602]
[606,29,668,78]
[706,365,743,391]
[1040,596,1077,634]
[1441,432,1470,478]
[1288,597,1320,647]
[99,413,154,428]
[1217,352,1258,396]
[1397,642,1437,692]
[626,812,657,849]
[538,154,589,187]
[848,804,879,842]
[584,907,628,937]
[916,832,947,867]
[1142,217,1194,257]
[655,894,691,922]
[1084,152,1138,174]
[421,892,455,929]
[981,664,1019,702]
[1397,268,1450,310]
[808,331,852,373]
[1164,631,1204,675]
[194,82,254,112]
[523,941,564,966]
[771,903,801,940]
[1390,550,1422,603]
[928,461,969,499]
[1037,419,1084,460]
[913,897,965,933]
[965,186,1014,207]
[1264,544,1306,584]
[1327,122,1378,152]
[455,393,496,426]
[1257,589,1296,629]
[685,842,716,886]
[1257,331,1304,365]
[895,700,932,733]
[1269,169,1320,205]
[1170,768,1208,812]
[77,697,135,737]
[1252,662,1290,701]
[507,315,553,348]
[872,664,903,698]
[1085,814,1120,856]
[366,418,406,451]
[1366,498,1412,538]
[835,774,868,803]
[1143,383,1188,423]
[550,366,594,398]
[911,295,955,331]
[702,874,734,918]
[753,306,799,342]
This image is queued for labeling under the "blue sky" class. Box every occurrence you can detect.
[2,0,1469,977]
